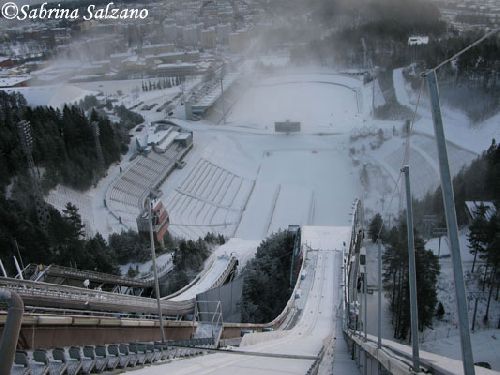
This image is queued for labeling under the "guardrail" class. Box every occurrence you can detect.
[27,264,151,288]
[0,254,239,319]
[0,277,195,316]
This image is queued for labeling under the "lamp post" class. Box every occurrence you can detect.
[401,165,420,371]
[147,194,166,343]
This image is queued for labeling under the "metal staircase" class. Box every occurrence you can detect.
[194,300,224,348]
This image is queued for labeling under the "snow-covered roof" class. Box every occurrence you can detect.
[175,133,192,140]
[408,36,429,46]
[465,201,497,221]
[156,63,197,69]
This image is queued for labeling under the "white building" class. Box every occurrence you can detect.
[201,28,217,49]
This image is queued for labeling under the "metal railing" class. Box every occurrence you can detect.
[340,199,478,375]
[0,277,195,316]
[22,263,152,288]
[194,300,224,347]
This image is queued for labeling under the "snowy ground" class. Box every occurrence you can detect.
[354,67,500,371]
[154,72,364,240]
[41,70,368,246]
[38,64,499,370]
[421,329,500,370]
[3,85,97,108]
[363,237,500,372]
[226,80,360,131]
[393,68,500,154]
[158,129,359,240]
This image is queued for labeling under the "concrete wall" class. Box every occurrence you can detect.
[0,314,195,350]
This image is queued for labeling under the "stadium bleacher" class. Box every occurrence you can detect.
[165,158,255,239]
[105,142,186,229]
[11,340,212,374]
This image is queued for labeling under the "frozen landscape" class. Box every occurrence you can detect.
[38,68,499,371]
[1,0,500,374]
[8,62,496,374]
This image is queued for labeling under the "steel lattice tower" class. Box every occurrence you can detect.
[17,120,50,229]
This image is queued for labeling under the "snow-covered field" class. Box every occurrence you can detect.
[393,68,500,154]
[40,71,365,243]
[226,80,360,131]
[164,158,255,239]
[21,62,499,372]
[157,130,359,240]
[152,72,365,240]
[4,85,97,108]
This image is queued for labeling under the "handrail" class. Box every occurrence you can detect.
[28,264,152,287]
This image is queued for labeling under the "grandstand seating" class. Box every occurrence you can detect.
[33,349,66,375]
[11,341,208,374]
[52,348,81,375]
[105,142,185,228]
[165,158,254,239]
[11,351,30,375]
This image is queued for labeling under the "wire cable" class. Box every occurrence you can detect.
[426,27,500,74]
[376,173,402,238]
[375,75,424,238]
[375,27,500,237]
[403,79,424,166]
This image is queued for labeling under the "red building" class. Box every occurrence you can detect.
[0,57,15,69]
[136,198,170,247]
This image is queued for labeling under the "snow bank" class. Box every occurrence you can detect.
[4,85,97,108]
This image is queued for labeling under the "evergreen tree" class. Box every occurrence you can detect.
[468,204,489,272]
[63,202,85,239]
[436,302,445,320]
[368,213,384,242]
[383,220,440,339]
[241,231,295,323]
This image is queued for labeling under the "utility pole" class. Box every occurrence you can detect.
[148,194,166,343]
[363,272,367,342]
[426,71,475,375]
[377,238,382,349]
[220,65,226,124]
[472,296,479,332]
[401,165,420,371]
